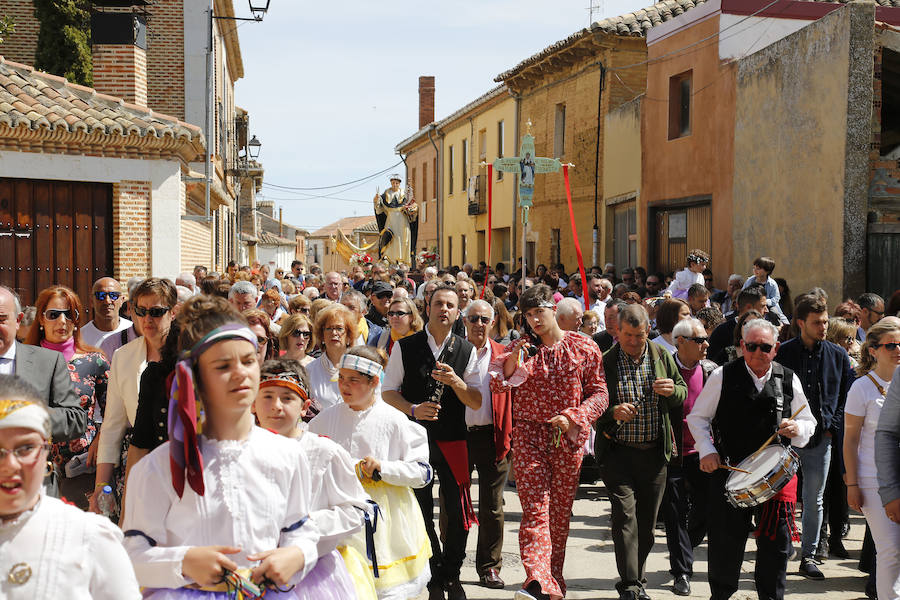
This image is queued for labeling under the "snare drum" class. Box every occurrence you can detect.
[724,445,799,508]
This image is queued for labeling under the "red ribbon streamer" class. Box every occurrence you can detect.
[481,163,493,299]
[563,165,589,312]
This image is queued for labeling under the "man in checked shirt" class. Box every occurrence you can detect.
[595,304,687,600]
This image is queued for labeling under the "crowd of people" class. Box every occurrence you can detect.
[0,250,899,600]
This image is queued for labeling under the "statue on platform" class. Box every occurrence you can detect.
[334,174,419,266]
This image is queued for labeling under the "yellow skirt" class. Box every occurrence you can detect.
[338,545,377,600]
[352,480,432,593]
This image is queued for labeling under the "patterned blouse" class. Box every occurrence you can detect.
[489,331,609,448]
[55,352,110,463]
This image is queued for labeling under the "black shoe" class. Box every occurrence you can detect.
[478,568,504,589]
[617,592,638,600]
[799,558,825,580]
[829,536,850,559]
[866,577,878,599]
[638,588,651,600]
[673,574,691,596]
[428,585,445,600]
[815,537,829,562]
[446,579,467,600]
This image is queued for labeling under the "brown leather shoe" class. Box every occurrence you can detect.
[479,568,505,589]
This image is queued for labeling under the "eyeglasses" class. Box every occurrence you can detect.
[744,342,774,353]
[43,308,78,322]
[873,342,900,351]
[290,330,312,338]
[387,311,411,318]
[133,305,169,318]
[324,326,345,333]
[94,291,122,302]
[467,315,492,324]
[0,443,50,465]
[869,308,885,316]
[256,336,269,346]
[681,336,709,344]
[374,292,393,300]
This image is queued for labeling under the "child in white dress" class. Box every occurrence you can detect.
[122,296,334,600]
[666,249,709,300]
[255,357,377,600]
[309,346,433,600]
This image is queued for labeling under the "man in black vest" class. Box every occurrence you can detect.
[383,284,482,600]
[687,319,816,600]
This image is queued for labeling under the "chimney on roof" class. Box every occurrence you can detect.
[257,199,275,218]
[90,3,148,106]
[418,76,435,129]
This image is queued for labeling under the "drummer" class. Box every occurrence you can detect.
[687,318,815,600]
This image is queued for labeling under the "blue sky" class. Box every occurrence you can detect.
[234,0,649,233]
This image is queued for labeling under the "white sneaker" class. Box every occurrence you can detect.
[514,591,539,600]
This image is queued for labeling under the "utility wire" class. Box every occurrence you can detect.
[263,160,403,191]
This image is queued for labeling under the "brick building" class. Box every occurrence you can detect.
[0,0,261,297]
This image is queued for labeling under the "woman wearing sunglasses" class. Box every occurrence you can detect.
[25,285,108,509]
[90,278,176,519]
[279,314,315,368]
[0,375,141,598]
[243,309,278,365]
[844,317,900,600]
[375,297,423,354]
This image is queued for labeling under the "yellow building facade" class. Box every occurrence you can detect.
[440,87,518,269]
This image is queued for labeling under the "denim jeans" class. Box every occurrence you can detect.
[795,435,832,559]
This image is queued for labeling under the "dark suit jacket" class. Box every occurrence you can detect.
[14,342,85,441]
[592,330,615,352]
[776,338,854,446]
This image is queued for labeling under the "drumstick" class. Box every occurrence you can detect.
[752,404,808,458]
[719,464,752,474]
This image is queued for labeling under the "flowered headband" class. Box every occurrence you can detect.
[259,370,310,401]
[168,324,258,498]
[338,353,383,379]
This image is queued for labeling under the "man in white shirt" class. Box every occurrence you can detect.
[81,277,132,349]
[382,285,482,600]
[687,318,816,600]
[462,300,511,591]
[578,275,611,329]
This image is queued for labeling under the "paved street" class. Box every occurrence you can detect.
[416,478,872,600]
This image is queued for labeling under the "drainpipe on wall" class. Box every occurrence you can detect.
[593,64,605,268]
[512,93,521,273]
[426,124,441,266]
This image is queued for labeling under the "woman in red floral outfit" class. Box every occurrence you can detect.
[490,284,608,600]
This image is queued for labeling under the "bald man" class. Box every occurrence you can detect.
[81,277,133,348]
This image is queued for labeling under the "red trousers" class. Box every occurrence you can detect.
[514,420,584,599]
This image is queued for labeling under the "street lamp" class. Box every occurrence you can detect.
[248,135,262,160]
[248,0,271,21]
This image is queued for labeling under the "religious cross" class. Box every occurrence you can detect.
[492,121,562,283]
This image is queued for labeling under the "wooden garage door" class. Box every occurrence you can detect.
[0,178,113,307]
[654,202,711,275]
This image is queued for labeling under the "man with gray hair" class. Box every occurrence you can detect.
[462,298,512,590]
[857,292,885,341]
[556,297,585,333]
[688,318,815,600]
[713,274,745,316]
[340,289,383,346]
[175,272,197,294]
[417,266,438,299]
[228,280,258,313]
[324,271,343,302]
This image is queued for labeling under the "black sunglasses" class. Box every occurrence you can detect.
[374,292,393,299]
[467,315,492,324]
[133,305,169,318]
[290,330,312,338]
[744,342,774,353]
[387,311,411,318]
[94,291,122,301]
[43,308,78,322]
[256,336,269,346]
[873,342,900,351]
[681,336,708,344]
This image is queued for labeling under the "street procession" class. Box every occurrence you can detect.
[1,1,900,599]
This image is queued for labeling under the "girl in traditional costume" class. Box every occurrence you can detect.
[309,346,432,599]
[254,357,377,600]
[0,374,140,599]
[121,295,339,599]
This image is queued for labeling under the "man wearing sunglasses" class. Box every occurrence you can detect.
[776,296,854,576]
[661,318,718,596]
[461,300,512,591]
[81,277,132,349]
[688,318,815,600]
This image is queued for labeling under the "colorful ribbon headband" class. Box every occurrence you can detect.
[259,371,309,401]
[168,324,258,498]
[537,300,556,309]
[338,353,383,379]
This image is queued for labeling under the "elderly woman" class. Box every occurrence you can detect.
[0,375,141,598]
[279,313,315,368]
[91,278,176,516]
[25,285,108,509]
[307,304,358,410]
[259,287,285,331]
[375,296,423,353]
[288,293,312,317]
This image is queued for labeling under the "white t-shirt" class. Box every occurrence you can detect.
[845,372,891,486]
[80,318,133,349]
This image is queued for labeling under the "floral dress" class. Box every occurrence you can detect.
[53,352,109,465]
